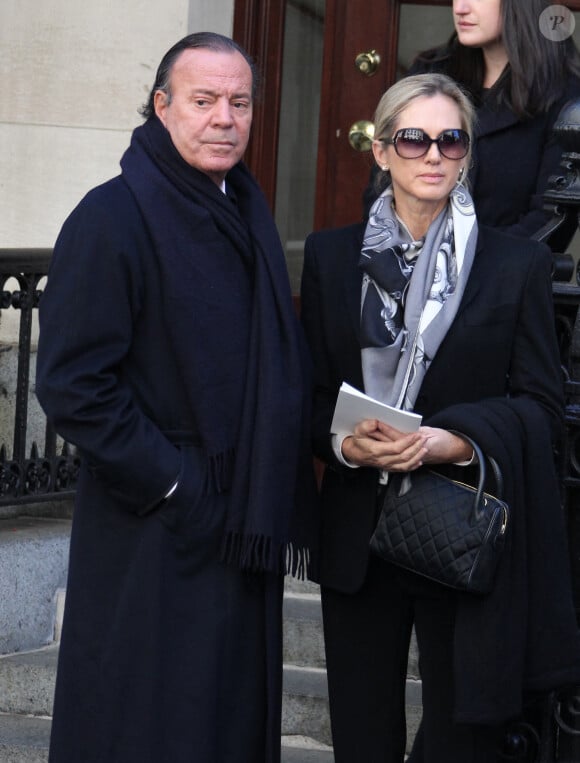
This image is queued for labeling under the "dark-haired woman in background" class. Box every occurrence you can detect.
[367,0,580,247]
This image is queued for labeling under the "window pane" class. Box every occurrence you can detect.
[275,0,325,294]
[398,4,454,77]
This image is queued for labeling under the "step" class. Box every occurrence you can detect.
[0,646,58,716]
[406,679,422,749]
[0,656,419,758]
[283,578,419,676]
[284,576,321,595]
[283,591,325,667]
[0,714,50,763]
[282,664,422,752]
[0,720,335,763]
[0,517,70,654]
[0,575,420,759]
[281,735,334,762]
[282,664,331,745]
[281,579,422,752]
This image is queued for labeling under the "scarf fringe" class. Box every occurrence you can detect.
[221,531,311,579]
[286,543,310,580]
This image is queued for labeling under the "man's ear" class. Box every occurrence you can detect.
[153,91,168,124]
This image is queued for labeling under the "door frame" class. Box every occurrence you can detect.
[233,0,287,208]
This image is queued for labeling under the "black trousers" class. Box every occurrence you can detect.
[321,554,501,763]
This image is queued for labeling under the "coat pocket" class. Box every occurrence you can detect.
[156,444,208,532]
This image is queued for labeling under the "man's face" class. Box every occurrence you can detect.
[154,47,253,185]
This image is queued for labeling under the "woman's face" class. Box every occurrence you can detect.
[372,94,467,223]
[453,0,503,49]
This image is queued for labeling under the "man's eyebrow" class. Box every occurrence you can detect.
[189,88,216,97]
[190,87,252,99]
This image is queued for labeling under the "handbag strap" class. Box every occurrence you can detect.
[449,431,504,500]
[486,454,504,498]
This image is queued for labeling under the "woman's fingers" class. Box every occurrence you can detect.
[342,422,427,469]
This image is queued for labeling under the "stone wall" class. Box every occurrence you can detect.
[1,0,234,251]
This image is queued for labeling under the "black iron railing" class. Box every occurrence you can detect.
[536,97,580,628]
[0,248,79,506]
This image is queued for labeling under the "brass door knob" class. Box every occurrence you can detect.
[355,50,381,76]
[348,120,375,152]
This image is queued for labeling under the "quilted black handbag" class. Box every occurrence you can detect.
[369,435,509,594]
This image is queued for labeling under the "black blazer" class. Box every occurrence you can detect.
[300,222,563,593]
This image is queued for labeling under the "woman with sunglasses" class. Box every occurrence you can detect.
[367,0,580,248]
[301,73,580,762]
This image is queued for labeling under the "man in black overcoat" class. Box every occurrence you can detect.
[36,32,317,763]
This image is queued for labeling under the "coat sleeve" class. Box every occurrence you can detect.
[300,232,365,472]
[36,189,183,513]
[507,240,565,440]
[300,234,339,466]
[478,77,580,243]
[501,95,577,242]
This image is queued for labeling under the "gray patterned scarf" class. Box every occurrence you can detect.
[359,183,478,412]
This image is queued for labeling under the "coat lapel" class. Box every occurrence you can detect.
[342,225,365,342]
[453,231,484,318]
[475,101,520,139]
[338,224,366,389]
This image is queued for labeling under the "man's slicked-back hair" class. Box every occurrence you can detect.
[139,32,259,120]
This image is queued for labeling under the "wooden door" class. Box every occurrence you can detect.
[313,0,401,229]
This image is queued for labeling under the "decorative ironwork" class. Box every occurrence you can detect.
[537,101,580,626]
[498,720,541,762]
[0,248,79,505]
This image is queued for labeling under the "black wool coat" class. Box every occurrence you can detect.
[35,172,298,763]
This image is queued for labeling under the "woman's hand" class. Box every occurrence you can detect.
[341,421,473,471]
[341,419,427,472]
[415,426,474,465]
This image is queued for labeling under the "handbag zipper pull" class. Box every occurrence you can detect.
[499,506,508,536]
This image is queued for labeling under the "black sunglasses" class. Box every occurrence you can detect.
[381,128,470,160]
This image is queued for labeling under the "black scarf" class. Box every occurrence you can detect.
[120,117,317,576]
